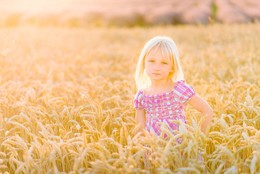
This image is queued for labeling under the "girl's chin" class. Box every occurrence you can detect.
[150,77,165,81]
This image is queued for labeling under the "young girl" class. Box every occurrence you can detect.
[134,36,213,137]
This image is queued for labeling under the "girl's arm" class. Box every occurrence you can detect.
[187,94,213,133]
[135,109,146,135]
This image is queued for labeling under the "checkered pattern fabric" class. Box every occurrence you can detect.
[134,80,195,137]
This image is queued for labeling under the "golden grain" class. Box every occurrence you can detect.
[0,24,259,173]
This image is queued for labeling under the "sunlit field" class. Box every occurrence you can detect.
[0,24,259,173]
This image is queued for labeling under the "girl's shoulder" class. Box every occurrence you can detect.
[174,80,196,103]
[174,80,186,87]
[174,80,194,91]
[134,90,144,99]
[134,90,145,110]
[174,80,190,89]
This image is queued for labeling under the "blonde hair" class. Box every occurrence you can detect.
[135,36,184,90]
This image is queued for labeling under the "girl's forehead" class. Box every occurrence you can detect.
[146,46,172,60]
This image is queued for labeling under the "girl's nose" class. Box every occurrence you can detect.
[154,63,162,69]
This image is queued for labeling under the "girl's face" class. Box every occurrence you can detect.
[144,48,173,82]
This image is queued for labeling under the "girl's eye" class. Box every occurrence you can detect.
[162,62,168,65]
[148,60,155,62]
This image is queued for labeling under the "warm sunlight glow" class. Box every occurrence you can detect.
[1,0,75,13]
[0,0,112,14]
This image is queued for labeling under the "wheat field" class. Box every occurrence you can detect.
[0,24,259,173]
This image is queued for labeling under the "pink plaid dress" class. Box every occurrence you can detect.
[134,80,195,137]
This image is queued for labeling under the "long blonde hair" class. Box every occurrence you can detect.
[135,36,184,90]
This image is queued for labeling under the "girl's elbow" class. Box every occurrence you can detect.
[201,104,213,117]
[206,108,213,118]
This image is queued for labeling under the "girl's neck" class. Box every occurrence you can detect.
[150,78,173,90]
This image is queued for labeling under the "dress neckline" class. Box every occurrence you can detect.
[142,80,184,97]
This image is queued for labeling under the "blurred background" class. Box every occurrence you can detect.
[0,0,260,27]
[0,1,260,173]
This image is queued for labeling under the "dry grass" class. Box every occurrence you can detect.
[0,24,259,173]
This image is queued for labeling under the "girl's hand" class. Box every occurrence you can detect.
[187,94,213,134]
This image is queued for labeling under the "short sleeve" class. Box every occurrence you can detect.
[174,80,195,104]
[134,90,144,110]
